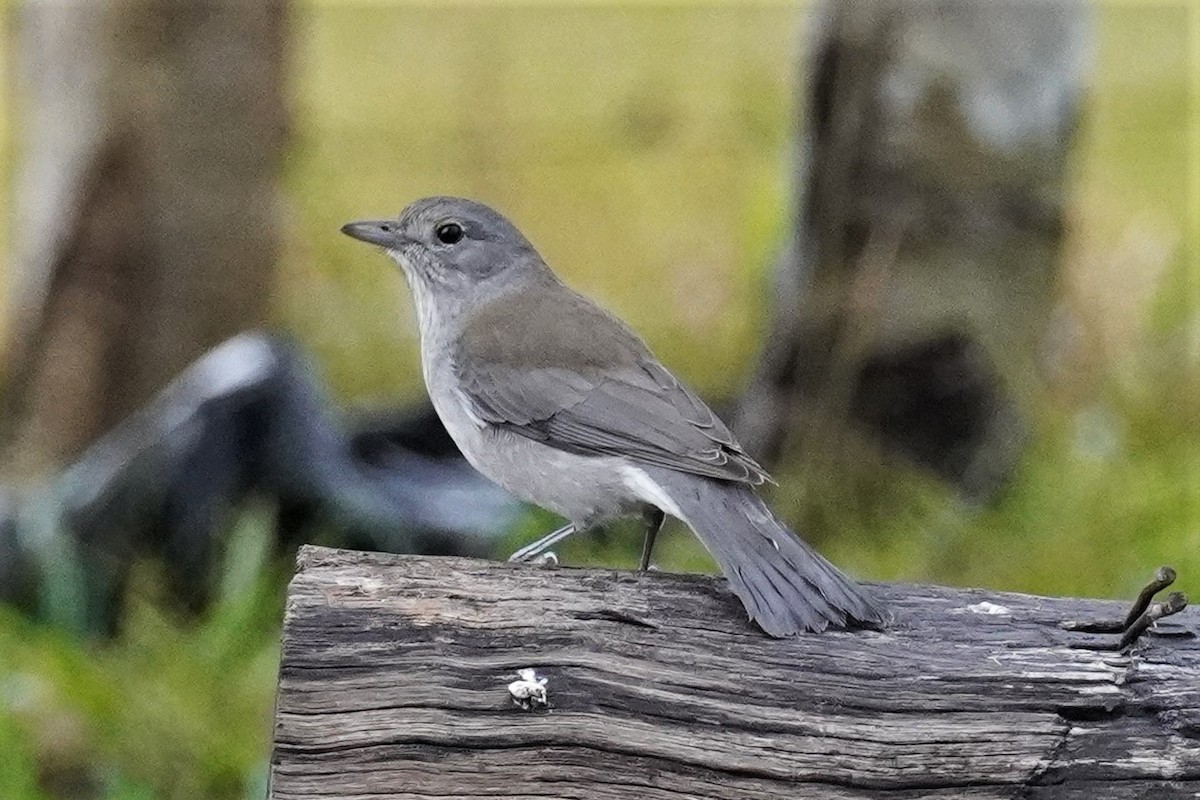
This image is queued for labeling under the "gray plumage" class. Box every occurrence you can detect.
[455,285,768,485]
[341,196,888,635]
[641,466,886,634]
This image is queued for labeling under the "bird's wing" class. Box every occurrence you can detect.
[452,285,770,486]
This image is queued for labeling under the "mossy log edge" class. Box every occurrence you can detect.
[270,545,1200,799]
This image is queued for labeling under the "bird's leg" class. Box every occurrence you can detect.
[507,522,577,564]
[1062,566,1189,651]
[639,508,665,572]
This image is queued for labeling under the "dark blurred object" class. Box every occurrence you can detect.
[851,331,1020,493]
[0,333,521,633]
[3,2,288,478]
[735,2,1088,501]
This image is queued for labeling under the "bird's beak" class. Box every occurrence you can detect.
[340,219,404,249]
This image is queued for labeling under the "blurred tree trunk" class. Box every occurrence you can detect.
[2,1,288,481]
[733,2,1090,501]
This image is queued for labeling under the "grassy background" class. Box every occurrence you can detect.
[278,3,797,405]
[2,3,1198,799]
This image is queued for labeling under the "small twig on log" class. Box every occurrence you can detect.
[1062,566,1190,651]
[1071,593,1190,653]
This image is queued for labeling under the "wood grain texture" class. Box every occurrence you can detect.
[271,546,1200,799]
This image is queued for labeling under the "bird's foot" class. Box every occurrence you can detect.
[638,508,665,572]
[508,522,576,564]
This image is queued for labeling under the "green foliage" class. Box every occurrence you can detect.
[790,349,1199,603]
[0,710,50,800]
[0,507,284,800]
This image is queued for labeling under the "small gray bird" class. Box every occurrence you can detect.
[342,197,886,635]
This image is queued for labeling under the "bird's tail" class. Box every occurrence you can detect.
[641,466,889,636]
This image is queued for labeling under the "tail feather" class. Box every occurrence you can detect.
[641,466,888,636]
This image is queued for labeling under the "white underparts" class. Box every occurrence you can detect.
[454,386,488,428]
[621,465,685,519]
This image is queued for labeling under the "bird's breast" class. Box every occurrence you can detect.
[420,350,641,525]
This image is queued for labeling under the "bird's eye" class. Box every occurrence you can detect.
[435,222,464,245]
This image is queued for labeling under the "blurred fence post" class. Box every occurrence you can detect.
[734,2,1091,501]
[3,1,289,480]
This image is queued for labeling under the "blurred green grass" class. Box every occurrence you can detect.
[1,4,1197,798]
[0,506,282,800]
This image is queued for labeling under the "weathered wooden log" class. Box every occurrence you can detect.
[271,546,1199,799]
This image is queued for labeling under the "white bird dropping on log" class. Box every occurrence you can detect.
[508,668,549,710]
[966,601,1012,616]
